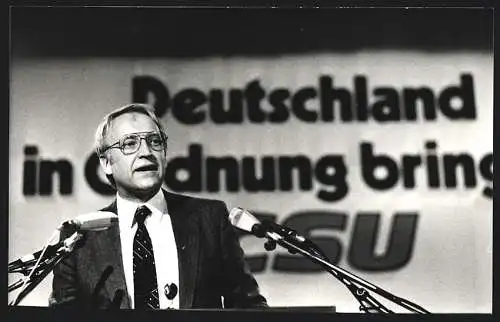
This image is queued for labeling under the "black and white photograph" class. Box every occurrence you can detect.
[8,5,493,315]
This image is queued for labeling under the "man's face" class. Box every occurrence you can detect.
[100,112,167,201]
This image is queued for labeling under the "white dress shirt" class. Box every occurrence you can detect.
[117,190,180,309]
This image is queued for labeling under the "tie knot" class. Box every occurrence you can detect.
[134,205,151,225]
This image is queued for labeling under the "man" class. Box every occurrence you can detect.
[49,103,268,310]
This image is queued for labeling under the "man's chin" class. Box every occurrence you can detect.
[132,181,163,195]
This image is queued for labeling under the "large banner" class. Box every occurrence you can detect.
[9,51,492,312]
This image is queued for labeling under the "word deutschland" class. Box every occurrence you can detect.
[133,73,476,124]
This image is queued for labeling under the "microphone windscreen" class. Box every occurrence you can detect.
[229,207,260,233]
[74,211,118,231]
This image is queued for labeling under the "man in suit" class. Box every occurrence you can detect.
[49,103,268,310]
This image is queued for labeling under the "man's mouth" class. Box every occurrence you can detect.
[134,164,159,172]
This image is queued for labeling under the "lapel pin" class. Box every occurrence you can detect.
[164,283,178,300]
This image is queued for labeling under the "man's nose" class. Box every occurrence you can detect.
[136,137,153,155]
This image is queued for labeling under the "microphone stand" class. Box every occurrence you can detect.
[260,230,430,314]
[8,232,84,306]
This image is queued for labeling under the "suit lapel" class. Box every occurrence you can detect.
[94,191,201,309]
[164,191,200,309]
[97,201,131,309]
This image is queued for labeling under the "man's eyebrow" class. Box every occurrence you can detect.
[119,131,157,136]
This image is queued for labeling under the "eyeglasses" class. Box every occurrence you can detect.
[102,131,167,155]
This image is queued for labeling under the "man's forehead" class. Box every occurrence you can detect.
[107,112,157,139]
[114,111,150,122]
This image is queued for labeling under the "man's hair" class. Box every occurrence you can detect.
[94,103,168,187]
[95,103,167,157]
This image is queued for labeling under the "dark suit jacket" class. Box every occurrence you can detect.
[49,190,268,310]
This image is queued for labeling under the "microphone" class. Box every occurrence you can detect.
[8,231,83,274]
[58,211,118,232]
[9,244,62,273]
[92,266,114,306]
[9,212,116,273]
[229,207,329,260]
[229,207,306,243]
[110,289,125,309]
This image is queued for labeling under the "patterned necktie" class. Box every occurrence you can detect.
[133,205,160,309]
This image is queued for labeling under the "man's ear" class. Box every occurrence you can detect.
[99,154,113,175]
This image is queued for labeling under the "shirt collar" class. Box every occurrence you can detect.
[116,189,167,228]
